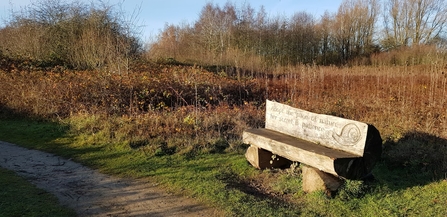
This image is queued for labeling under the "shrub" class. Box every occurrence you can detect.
[0,0,142,71]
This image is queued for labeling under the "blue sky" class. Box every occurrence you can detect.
[1,0,342,42]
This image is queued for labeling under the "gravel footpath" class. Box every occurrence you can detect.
[0,141,220,217]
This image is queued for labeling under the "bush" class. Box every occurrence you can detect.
[0,0,142,71]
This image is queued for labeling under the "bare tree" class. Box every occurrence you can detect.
[383,0,447,48]
[194,2,237,63]
[316,12,336,65]
[289,12,319,64]
[332,0,379,63]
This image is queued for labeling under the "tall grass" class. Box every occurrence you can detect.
[1,58,447,215]
[1,59,447,173]
[1,58,446,141]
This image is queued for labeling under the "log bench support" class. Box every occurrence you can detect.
[245,145,291,169]
[243,100,382,193]
[302,165,343,193]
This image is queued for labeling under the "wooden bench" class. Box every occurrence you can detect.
[243,100,382,193]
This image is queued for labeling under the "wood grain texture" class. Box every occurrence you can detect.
[243,128,359,176]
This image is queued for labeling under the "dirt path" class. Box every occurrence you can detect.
[0,141,220,217]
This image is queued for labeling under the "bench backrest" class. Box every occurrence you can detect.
[265,100,368,156]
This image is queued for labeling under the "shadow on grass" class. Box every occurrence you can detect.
[0,104,39,120]
[375,131,447,190]
[0,105,106,161]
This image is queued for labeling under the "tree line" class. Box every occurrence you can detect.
[148,0,447,68]
[1,0,446,71]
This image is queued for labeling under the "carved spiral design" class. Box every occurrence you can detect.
[332,123,361,146]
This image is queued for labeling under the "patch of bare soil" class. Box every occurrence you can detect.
[0,141,221,217]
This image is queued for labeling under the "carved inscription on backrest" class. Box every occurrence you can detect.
[265,100,368,156]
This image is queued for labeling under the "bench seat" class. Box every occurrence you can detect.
[243,128,360,176]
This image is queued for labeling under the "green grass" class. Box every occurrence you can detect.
[0,167,76,217]
[1,117,447,216]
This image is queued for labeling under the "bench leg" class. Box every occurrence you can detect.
[245,145,291,169]
[302,165,344,194]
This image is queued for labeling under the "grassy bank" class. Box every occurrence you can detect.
[1,62,447,216]
[1,116,447,216]
[0,118,300,216]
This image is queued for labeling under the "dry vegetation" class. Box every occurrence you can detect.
[1,53,447,179]
[0,0,140,71]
